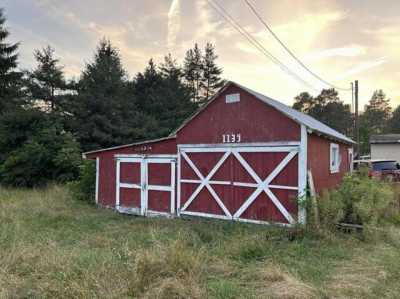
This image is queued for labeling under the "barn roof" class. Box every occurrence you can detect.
[172,81,354,144]
[82,136,176,157]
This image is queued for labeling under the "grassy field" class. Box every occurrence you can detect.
[1,186,400,298]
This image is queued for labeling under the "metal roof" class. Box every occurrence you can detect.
[370,134,400,144]
[173,81,354,144]
[83,136,176,157]
[235,82,354,144]
[353,159,397,163]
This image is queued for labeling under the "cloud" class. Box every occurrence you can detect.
[167,0,181,50]
[335,58,386,80]
[304,45,366,62]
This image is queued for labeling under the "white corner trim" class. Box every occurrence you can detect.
[298,125,308,225]
[95,157,100,204]
[115,159,120,208]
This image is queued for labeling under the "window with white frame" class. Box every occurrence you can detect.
[330,143,340,173]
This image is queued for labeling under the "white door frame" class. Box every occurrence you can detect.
[116,155,176,216]
[177,144,301,225]
[145,157,176,216]
[116,156,146,215]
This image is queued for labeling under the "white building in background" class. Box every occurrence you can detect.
[370,134,400,162]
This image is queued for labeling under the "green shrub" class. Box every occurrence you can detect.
[0,108,81,187]
[315,171,394,229]
[68,160,96,203]
[0,128,81,187]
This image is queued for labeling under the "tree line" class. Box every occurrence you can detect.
[1,7,399,187]
[0,8,223,186]
[292,86,397,155]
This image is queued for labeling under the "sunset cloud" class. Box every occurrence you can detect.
[3,0,399,106]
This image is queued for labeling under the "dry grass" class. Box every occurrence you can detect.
[129,237,207,298]
[0,185,400,298]
[241,262,317,299]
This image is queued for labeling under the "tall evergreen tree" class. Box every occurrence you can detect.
[359,90,391,153]
[0,8,23,110]
[362,90,391,133]
[183,43,202,102]
[388,105,400,133]
[201,42,224,102]
[132,57,196,138]
[160,53,182,81]
[25,46,66,112]
[68,39,131,151]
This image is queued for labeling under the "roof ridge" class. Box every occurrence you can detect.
[230,81,354,144]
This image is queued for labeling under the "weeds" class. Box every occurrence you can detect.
[0,185,399,298]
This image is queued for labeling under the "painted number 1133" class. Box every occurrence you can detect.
[222,133,241,143]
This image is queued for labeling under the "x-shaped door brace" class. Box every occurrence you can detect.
[180,151,232,217]
[179,148,298,224]
[232,150,296,224]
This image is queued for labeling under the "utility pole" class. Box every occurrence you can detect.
[354,80,359,157]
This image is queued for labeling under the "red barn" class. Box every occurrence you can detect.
[84,81,354,225]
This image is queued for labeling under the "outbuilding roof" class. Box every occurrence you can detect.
[173,81,355,144]
[370,134,400,144]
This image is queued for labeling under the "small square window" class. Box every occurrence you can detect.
[330,143,340,173]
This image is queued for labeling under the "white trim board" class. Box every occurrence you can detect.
[298,125,308,224]
[95,157,99,204]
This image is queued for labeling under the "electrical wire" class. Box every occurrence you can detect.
[207,0,319,92]
[243,0,351,91]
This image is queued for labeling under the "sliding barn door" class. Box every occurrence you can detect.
[178,146,299,225]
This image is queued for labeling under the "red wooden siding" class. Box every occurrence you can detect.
[307,133,351,194]
[91,138,176,207]
[177,85,300,145]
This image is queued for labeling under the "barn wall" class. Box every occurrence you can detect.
[176,85,301,144]
[307,133,351,194]
[87,138,177,207]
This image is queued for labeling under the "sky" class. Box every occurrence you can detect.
[3,0,400,109]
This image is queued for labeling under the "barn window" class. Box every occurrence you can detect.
[225,93,240,103]
[330,143,340,173]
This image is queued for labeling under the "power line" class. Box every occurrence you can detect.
[243,0,351,91]
[207,0,319,92]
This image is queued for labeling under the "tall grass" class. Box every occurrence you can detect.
[0,185,399,298]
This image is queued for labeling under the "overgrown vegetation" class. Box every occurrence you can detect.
[0,186,400,298]
[308,170,398,233]
[68,160,96,203]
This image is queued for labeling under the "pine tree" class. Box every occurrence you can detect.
[133,58,197,138]
[363,89,391,133]
[183,43,202,102]
[68,39,131,151]
[0,8,22,110]
[201,42,224,102]
[388,105,400,133]
[359,90,392,153]
[26,46,65,111]
[160,53,182,81]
